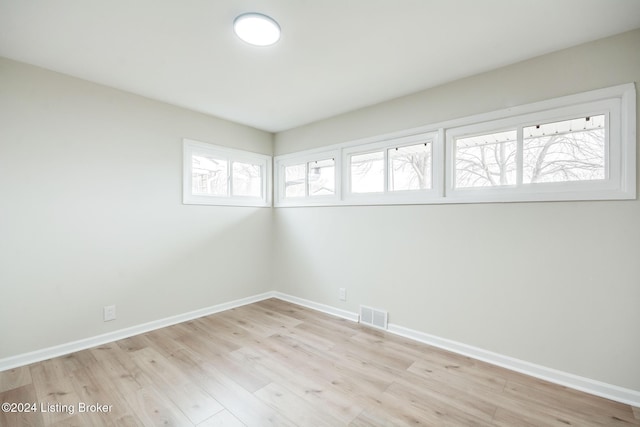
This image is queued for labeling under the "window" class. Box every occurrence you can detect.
[350,151,384,193]
[446,84,634,203]
[283,159,336,198]
[232,161,262,197]
[388,142,432,191]
[191,153,228,196]
[522,115,605,184]
[284,164,306,198]
[454,130,517,188]
[343,132,440,203]
[275,150,339,206]
[451,116,608,190]
[308,158,335,196]
[183,139,271,207]
[274,83,635,207]
[348,141,435,194]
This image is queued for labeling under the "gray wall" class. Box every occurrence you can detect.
[0,58,274,358]
[273,29,640,391]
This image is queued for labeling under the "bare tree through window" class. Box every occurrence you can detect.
[455,130,517,188]
[232,161,262,197]
[523,115,605,183]
[349,143,432,193]
[351,151,384,193]
[389,143,432,191]
[454,115,605,188]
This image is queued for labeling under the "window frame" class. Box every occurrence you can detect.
[183,139,272,207]
[274,149,341,207]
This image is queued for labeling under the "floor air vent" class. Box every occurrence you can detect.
[359,305,388,330]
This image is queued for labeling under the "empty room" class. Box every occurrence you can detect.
[1,1,640,425]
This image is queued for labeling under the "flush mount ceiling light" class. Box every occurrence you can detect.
[233,13,281,47]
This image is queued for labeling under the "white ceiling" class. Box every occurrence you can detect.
[1,1,640,133]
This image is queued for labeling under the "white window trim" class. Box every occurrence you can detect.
[273,83,635,207]
[183,139,272,207]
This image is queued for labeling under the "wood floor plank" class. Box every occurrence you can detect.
[493,383,638,427]
[131,346,224,425]
[0,384,44,427]
[358,388,475,427]
[195,315,262,348]
[0,366,33,394]
[234,302,304,329]
[254,382,343,426]
[197,409,245,427]
[502,378,640,425]
[253,299,323,322]
[492,407,564,427]
[230,345,364,424]
[111,414,144,427]
[48,413,100,427]
[127,385,194,427]
[407,358,508,394]
[386,375,497,425]
[66,365,136,427]
[251,335,392,413]
[29,358,85,426]
[329,337,414,376]
[219,308,286,338]
[349,410,399,427]
[135,327,186,359]
[171,326,271,393]
[170,348,295,427]
[172,321,239,360]
[266,331,393,397]
[88,344,147,396]
[57,350,99,374]
[293,316,360,343]
[116,335,153,354]
[272,322,337,352]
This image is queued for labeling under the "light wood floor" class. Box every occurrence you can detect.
[1,298,638,426]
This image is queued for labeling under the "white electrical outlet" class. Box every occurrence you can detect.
[103,305,116,322]
[339,288,347,301]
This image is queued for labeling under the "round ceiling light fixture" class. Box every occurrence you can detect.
[233,13,281,47]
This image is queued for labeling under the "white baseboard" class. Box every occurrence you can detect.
[1,291,638,408]
[0,292,275,372]
[387,323,640,408]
